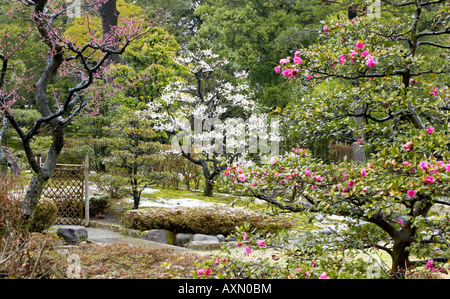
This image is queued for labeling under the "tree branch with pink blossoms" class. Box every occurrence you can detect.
[0,0,160,218]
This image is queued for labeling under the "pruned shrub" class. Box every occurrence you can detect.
[123,206,292,235]
[89,194,110,217]
[29,197,58,233]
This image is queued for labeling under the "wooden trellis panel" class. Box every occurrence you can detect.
[42,166,85,225]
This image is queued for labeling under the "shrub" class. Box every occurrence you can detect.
[89,194,110,217]
[29,197,58,233]
[101,174,126,198]
[123,206,292,235]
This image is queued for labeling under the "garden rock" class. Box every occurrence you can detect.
[192,234,220,243]
[57,225,88,245]
[175,233,193,247]
[186,234,222,250]
[188,241,224,250]
[140,229,175,245]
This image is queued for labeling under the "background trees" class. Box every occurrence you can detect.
[103,108,166,209]
[0,0,155,218]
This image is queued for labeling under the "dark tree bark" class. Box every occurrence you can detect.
[99,0,120,64]
[0,0,141,219]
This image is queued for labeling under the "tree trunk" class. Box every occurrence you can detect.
[22,126,65,219]
[352,105,367,163]
[390,229,413,278]
[204,179,214,197]
[22,172,49,219]
[132,191,140,210]
[99,0,120,64]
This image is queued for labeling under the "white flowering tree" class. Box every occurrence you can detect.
[147,49,280,196]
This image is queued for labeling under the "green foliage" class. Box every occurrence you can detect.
[100,173,127,199]
[123,206,292,235]
[191,0,333,109]
[108,26,188,108]
[89,194,110,217]
[221,125,450,275]
[277,10,449,151]
[103,108,166,207]
[29,198,58,233]
[193,224,389,279]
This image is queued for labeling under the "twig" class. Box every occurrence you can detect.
[30,240,47,279]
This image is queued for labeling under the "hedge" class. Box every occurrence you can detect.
[123,206,292,236]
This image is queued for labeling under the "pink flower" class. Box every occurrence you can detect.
[237,242,242,247]
[238,175,246,182]
[319,272,330,279]
[313,175,322,182]
[336,22,342,27]
[361,169,367,177]
[293,57,303,64]
[305,170,311,176]
[274,66,281,73]
[406,190,416,197]
[398,220,404,226]
[403,141,413,151]
[257,239,266,246]
[366,57,376,68]
[430,88,439,96]
[342,173,347,181]
[282,69,291,76]
[251,182,257,187]
[419,162,429,171]
[323,25,330,33]
[294,50,301,57]
[307,74,314,81]
[427,126,434,135]
[224,171,230,176]
[426,259,433,270]
[346,180,354,187]
[245,246,251,254]
[279,58,290,65]
[355,41,365,50]
[349,50,357,63]
[424,176,434,184]
[445,164,450,172]
[197,268,212,276]
[403,161,410,166]
[243,233,248,241]
[292,173,298,177]
[339,54,346,65]
[361,50,370,58]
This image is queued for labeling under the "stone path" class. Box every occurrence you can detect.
[86,226,191,251]
[51,223,192,252]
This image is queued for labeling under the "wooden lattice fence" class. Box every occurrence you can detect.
[40,156,89,225]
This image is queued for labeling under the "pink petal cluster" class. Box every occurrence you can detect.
[406,190,416,197]
[424,176,434,185]
[355,41,365,49]
[197,268,212,276]
[257,239,266,246]
[361,169,367,177]
[430,88,439,96]
[402,141,413,151]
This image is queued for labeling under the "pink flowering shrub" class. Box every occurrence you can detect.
[219,126,450,278]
